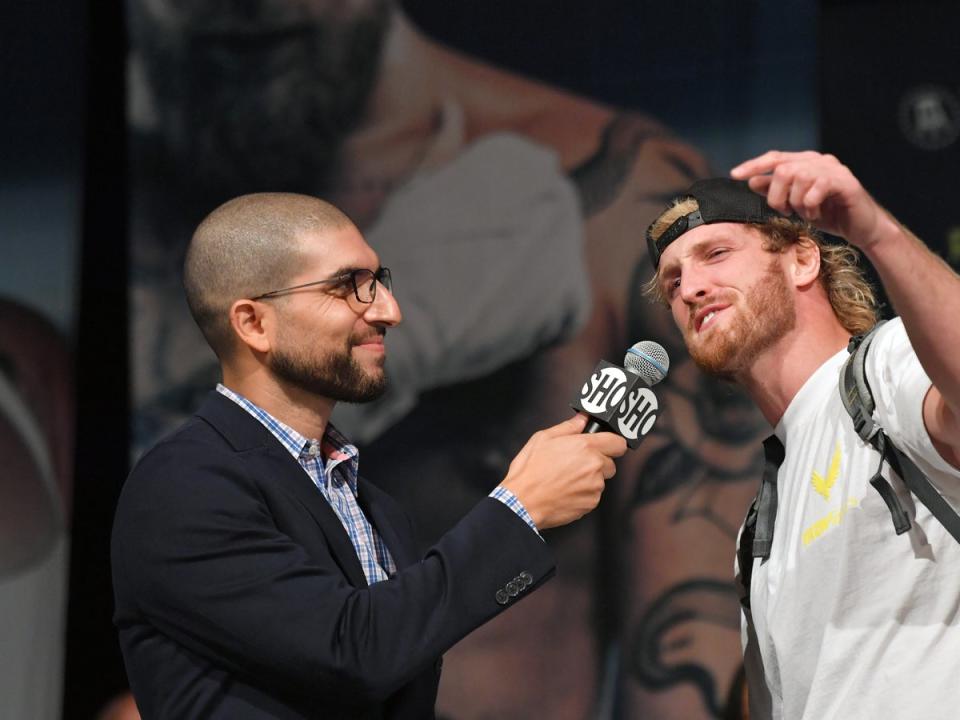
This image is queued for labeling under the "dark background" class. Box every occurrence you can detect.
[2,0,958,716]
[821,0,960,265]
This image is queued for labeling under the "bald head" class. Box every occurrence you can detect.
[184,192,352,359]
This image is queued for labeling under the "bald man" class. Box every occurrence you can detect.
[111,193,626,720]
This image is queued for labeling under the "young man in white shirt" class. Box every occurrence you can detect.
[644,150,960,720]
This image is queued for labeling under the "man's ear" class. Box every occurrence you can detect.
[791,236,822,290]
[229,299,273,354]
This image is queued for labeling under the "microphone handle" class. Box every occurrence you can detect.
[583,418,608,434]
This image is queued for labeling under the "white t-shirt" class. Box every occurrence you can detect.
[739,318,960,720]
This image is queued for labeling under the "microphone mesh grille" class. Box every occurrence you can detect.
[624,341,669,386]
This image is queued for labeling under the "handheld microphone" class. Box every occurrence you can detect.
[572,341,669,448]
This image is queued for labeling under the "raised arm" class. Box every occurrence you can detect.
[731,150,960,464]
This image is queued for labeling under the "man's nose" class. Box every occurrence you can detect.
[363,284,402,327]
[678,266,710,304]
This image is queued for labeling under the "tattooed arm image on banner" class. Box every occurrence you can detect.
[127,1,813,717]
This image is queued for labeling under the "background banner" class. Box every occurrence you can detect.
[822,0,960,275]
[6,1,951,717]
[0,2,83,718]
[124,1,817,717]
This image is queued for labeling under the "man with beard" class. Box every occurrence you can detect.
[111,192,628,719]
[645,150,960,719]
[127,1,766,716]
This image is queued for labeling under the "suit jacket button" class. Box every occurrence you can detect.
[519,571,533,588]
[506,580,520,597]
[495,588,509,605]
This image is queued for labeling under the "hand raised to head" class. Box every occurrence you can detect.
[730,150,896,250]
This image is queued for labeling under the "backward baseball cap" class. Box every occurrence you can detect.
[646,178,784,268]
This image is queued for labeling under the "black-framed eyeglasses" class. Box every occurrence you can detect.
[252,267,392,304]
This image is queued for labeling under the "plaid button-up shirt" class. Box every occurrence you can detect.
[218,385,540,585]
[218,384,396,584]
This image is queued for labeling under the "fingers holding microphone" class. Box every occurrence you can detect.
[501,414,627,530]
[502,340,669,530]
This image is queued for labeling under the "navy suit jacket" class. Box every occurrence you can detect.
[112,392,555,719]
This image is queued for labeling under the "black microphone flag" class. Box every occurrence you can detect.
[571,341,668,448]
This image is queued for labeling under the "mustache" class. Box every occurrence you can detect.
[687,294,733,330]
[351,328,386,344]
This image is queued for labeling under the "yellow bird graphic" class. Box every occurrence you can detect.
[811,442,842,501]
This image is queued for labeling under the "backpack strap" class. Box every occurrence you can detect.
[839,321,960,543]
[882,433,960,543]
[839,321,885,444]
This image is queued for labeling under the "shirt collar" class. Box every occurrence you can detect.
[216,384,360,488]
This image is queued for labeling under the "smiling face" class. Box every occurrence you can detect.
[656,223,796,380]
[264,222,401,402]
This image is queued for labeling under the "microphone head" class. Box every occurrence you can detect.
[624,341,669,386]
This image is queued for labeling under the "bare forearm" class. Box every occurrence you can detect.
[862,211,960,414]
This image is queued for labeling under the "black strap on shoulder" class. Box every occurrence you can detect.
[840,321,960,543]
[839,320,886,443]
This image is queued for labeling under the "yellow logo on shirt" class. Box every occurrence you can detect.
[802,498,860,546]
[811,441,842,501]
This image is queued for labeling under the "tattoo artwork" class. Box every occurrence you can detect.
[619,244,763,718]
[571,116,672,217]
[628,580,741,719]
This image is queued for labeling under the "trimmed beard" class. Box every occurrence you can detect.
[688,257,796,380]
[132,0,391,203]
[269,340,387,404]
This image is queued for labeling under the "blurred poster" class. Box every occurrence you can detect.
[127,1,815,717]
[0,300,74,720]
[0,1,81,707]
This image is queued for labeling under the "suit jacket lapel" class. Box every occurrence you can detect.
[195,391,369,588]
[357,479,419,570]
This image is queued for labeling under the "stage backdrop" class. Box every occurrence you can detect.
[126,1,816,717]
[0,1,83,718]
[821,0,960,274]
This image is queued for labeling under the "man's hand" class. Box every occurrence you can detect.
[501,413,627,530]
[730,150,898,250]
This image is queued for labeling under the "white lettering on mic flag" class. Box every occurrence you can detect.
[615,386,658,444]
[580,366,629,415]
